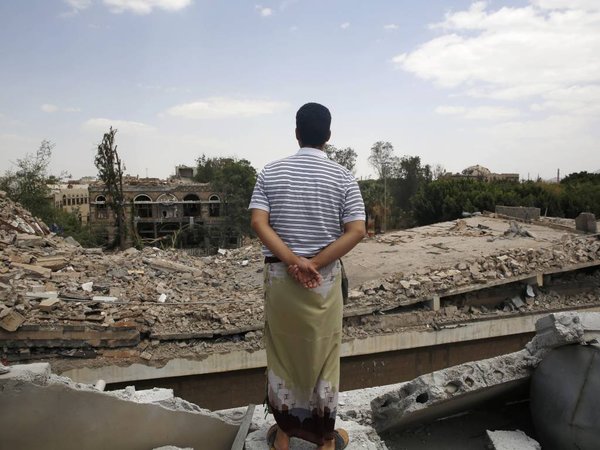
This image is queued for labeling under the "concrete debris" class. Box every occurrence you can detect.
[371,312,600,433]
[0,362,238,450]
[504,221,535,239]
[575,212,597,234]
[0,308,25,331]
[370,349,532,432]
[525,312,600,363]
[39,298,60,312]
[486,430,541,450]
[1,194,600,368]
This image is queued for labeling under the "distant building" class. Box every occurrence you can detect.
[48,181,91,224]
[88,170,231,249]
[443,165,519,183]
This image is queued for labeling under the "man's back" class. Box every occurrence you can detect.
[250,148,364,257]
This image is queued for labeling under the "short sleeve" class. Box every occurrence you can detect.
[248,168,270,212]
[341,176,366,224]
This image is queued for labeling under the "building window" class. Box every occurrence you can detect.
[209,194,221,217]
[95,195,108,219]
[183,194,201,217]
[133,194,153,218]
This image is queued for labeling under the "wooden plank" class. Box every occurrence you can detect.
[231,404,256,450]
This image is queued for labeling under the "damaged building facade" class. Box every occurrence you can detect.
[88,167,234,249]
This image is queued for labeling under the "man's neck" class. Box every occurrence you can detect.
[300,144,325,151]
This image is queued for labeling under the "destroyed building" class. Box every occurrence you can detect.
[1,188,600,448]
[88,167,231,248]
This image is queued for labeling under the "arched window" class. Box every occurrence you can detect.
[157,193,178,218]
[133,194,153,218]
[183,194,200,217]
[209,194,221,217]
[95,195,108,219]
[62,194,67,208]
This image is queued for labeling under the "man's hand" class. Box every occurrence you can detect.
[288,257,322,288]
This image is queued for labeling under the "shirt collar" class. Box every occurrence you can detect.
[297,147,327,158]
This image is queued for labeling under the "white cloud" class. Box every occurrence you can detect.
[255,5,272,17]
[340,22,350,29]
[435,105,521,120]
[532,0,600,11]
[41,104,81,113]
[384,24,398,30]
[82,118,155,134]
[64,0,92,10]
[393,1,600,119]
[41,104,59,113]
[103,0,192,14]
[166,97,288,119]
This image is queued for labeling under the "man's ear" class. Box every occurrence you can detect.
[325,130,331,143]
[295,128,300,141]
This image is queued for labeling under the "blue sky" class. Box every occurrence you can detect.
[1,0,599,181]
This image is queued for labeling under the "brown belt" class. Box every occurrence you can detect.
[264,256,281,263]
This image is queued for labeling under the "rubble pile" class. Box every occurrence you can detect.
[0,191,50,237]
[349,236,600,312]
[1,194,600,365]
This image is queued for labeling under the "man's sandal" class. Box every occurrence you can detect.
[266,424,278,450]
[333,428,350,450]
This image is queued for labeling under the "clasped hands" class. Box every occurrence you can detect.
[288,256,322,288]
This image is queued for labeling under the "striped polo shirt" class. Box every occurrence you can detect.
[249,147,366,257]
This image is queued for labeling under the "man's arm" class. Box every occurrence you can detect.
[311,220,366,270]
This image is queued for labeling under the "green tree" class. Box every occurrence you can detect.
[324,144,358,173]
[195,155,257,242]
[0,140,54,219]
[94,127,127,250]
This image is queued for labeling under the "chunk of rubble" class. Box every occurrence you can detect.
[486,430,541,450]
[370,349,532,432]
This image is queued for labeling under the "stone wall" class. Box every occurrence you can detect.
[495,206,541,221]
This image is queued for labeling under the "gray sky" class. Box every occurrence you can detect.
[1,0,599,181]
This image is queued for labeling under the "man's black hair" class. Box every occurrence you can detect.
[296,102,331,147]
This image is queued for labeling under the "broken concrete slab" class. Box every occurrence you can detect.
[370,349,532,432]
[10,262,52,278]
[486,430,541,450]
[370,312,600,435]
[0,363,238,450]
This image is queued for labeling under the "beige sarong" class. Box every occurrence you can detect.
[264,260,343,445]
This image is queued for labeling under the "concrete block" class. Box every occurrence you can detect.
[39,298,60,312]
[525,312,600,363]
[0,308,25,332]
[486,430,541,450]
[575,212,597,233]
[370,350,532,432]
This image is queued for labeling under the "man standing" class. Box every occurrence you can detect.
[249,103,366,450]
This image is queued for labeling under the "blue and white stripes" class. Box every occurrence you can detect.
[249,147,366,257]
